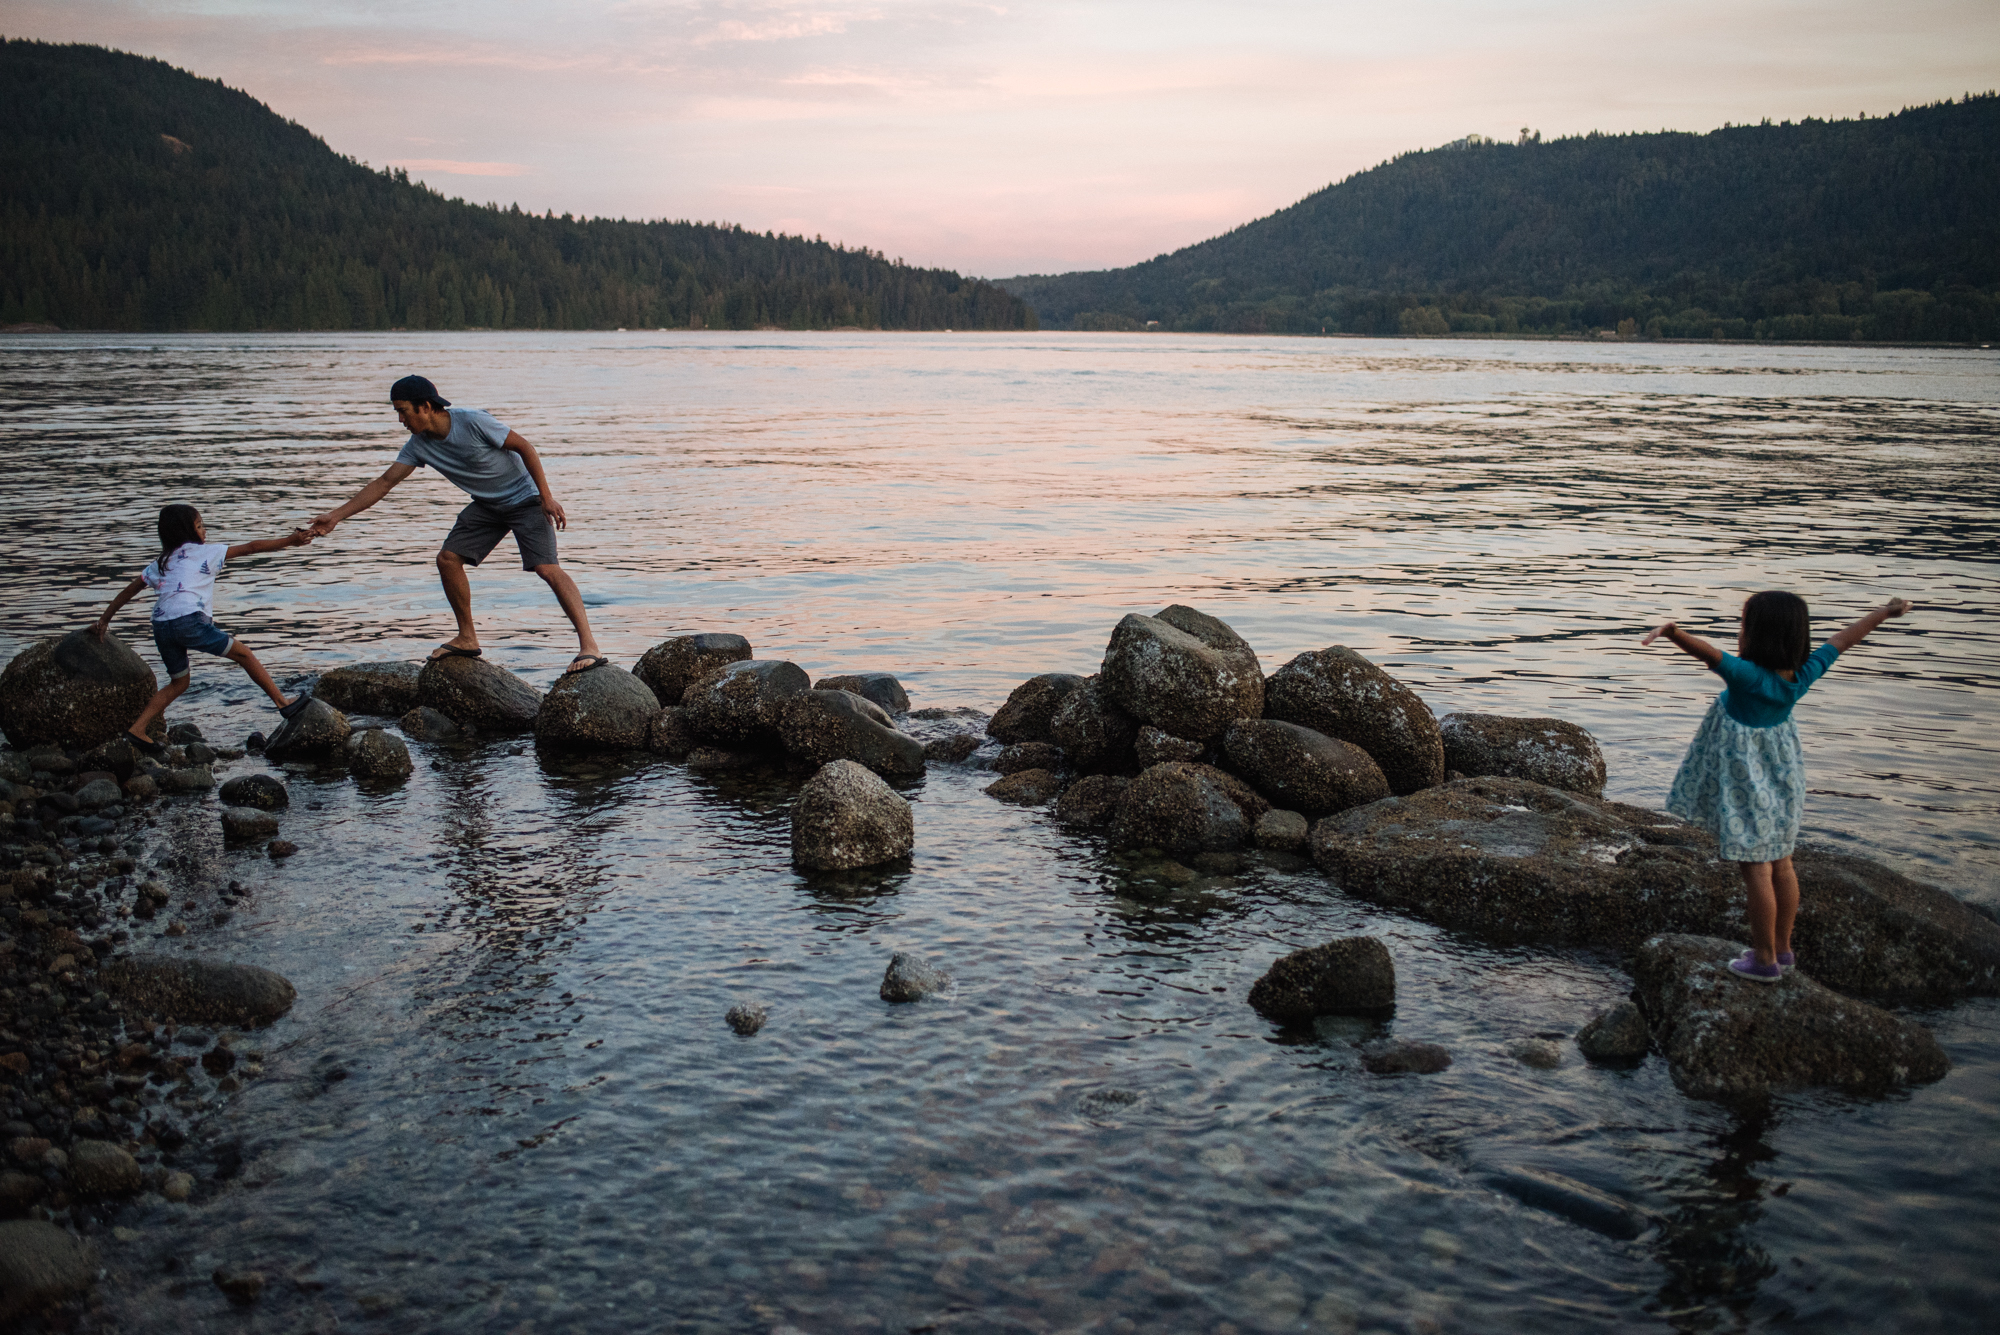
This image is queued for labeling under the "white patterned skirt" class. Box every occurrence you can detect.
[1665,698,1804,863]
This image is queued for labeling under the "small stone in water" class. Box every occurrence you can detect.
[213,1268,266,1305]
[1511,1038,1563,1069]
[1359,1039,1452,1075]
[725,1003,768,1036]
[880,952,951,1003]
[267,840,298,859]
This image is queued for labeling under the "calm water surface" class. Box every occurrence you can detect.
[2,332,1996,1334]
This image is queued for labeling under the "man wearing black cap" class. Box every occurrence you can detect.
[305,375,607,671]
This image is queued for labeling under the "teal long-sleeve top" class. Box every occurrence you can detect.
[1711,642,1841,727]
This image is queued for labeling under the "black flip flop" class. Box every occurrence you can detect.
[277,694,313,720]
[427,645,483,662]
[125,731,166,757]
[564,655,611,675]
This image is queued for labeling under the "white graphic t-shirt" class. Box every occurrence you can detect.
[143,542,229,620]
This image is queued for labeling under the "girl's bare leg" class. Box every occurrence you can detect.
[1772,855,1800,958]
[224,640,295,708]
[1740,861,1778,967]
[128,676,188,740]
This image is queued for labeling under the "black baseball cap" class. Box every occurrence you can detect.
[389,374,450,408]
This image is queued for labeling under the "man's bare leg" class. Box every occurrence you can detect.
[532,563,602,668]
[435,551,481,656]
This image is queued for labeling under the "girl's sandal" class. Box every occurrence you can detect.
[1726,956,1785,984]
[125,731,166,757]
[1737,948,1795,974]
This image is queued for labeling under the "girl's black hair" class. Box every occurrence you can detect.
[157,503,202,575]
[1740,590,1811,672]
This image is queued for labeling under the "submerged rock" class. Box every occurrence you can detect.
[1632,933,1950,1101]
[1485,1167,1651,1241]
[1510,1039,1563,1069]
[880,952,951,1002]
[219,806,280,844]
[1223,718,1389,818]
[987,673,1086,744]
[0,632,156,749]
[1248,937,1396,1024]
[262,698,353,762]
[921,733,981,764]
[399,705,468,743]
[1054,773,1130,829]
[684,660,810,747]
[984,768,1064,805]
[345,727,414,780]
[0,1219,97,1322]
[1048,675,1139,774]
[1110,761,1269,855]
[633,633,753,707]
[1100,605,1264,743]
[1576,1001,1650,1062]
[1439,712,1607,797]
[1358,1039,1451,1075]
[99,955,297,1024]
[417,655,543,733]
[814,671,910,715]
[776,689,924,777]
[791,759,914,871]
[534,663,661,750]
[1264,646,1443,795]
[313,661,422,717]
[219,773,288,810]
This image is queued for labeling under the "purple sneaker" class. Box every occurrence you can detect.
[1727,956,1785,984]
[1737,949,1796,975]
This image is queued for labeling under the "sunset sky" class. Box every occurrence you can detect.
[9,1,1993,278]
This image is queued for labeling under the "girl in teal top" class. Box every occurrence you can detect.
[1643,591,1913,983]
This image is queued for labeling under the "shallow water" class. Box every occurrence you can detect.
[2,332,1996,1333]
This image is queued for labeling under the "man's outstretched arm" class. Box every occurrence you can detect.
[309,462,416,536]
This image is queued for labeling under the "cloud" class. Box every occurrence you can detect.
[391,159,533,177]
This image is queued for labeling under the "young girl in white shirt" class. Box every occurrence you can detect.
[91,503,315,754]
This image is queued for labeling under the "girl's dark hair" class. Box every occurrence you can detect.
[157,503,202,575]
[1740,590,1811,671]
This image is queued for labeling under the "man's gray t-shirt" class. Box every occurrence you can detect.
[395,408,538,507]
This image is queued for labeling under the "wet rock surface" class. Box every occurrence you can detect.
[1100,605,1264,743]
[725,1003,769,1036]
[1248,937,1396,1024]
[418,655,543,733]
[67,1139,141,1196]
[346,727,415,780]
[1264,646,1444,795]
[99,956,298,1024]
[0,631,156,749]
[646,705,696,758]
[1358,1039,1452,1075]
[0,1219,97,1321]
[814,671,910,715]
[634,633,753,707]
[995,741,1063,775]
[1047,675,1139,774]
[776,689,924,777]
[684,660,810,747]
[1253,808,1309,853]
[1111,761,1269,855]
[1134,725,1204,767]
[1632,933,1951,1100]
[921,733,981,764]
[399,705,468,742]
[791,759,914,871]
[984,768,1063,805]
[1789,848,2000,1001]
[986,673,1085,744]
[313,661,423,717]
[880,952,951,1002]
[218,773,288,810]
[1576,1001,1650,1062]
[534,663,661,750]
[1439,712,1607,797]
[1053,774,1129,829]
[1223,718,1390,818]
[219,805,281,843]
[262,698,353,762]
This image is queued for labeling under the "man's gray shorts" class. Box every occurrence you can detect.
[442,496,558,570]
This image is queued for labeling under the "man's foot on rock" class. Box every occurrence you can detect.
[1738,948,1796,974]
[126,730,166,757]
[1727,956,1785,984]
[427,644,482,662]
[565,655,610,675]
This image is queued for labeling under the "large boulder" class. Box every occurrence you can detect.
[1223,718,1389,818]
[814,672,910,715]
[1439,713,1606,797]
[1100,605,1263,743]
[98,955,296,1024]
[417,655,543,733]
[312,661,422,716]
[262,698,353,763]
[345,727,414,780]
[987,673,1086,744]
[534,664,661,750]
[776,690,924,778]
[1247,937,1396,1024]
[1264,647,1443,795]
[1134,725,1204,767]
[1110,761,1269,855]
[1048,675,1139,774]
[1789,848,2000,1002]
[218,774,288,810]
[647,706,696,758]
[0,1219,97,1322]
[0,632,155,749]
[1632,934,1950,1100]
[791,759,915,871]
[633,633,753,707]
[1053,774,1129,829]
[683,660,809,747]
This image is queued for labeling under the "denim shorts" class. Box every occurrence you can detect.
[152,612,234,678]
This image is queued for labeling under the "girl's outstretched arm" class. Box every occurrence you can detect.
[91,578,147,639]
[225,529,314,560]
[1830,597,1913,651]
[1641,620,1723,667]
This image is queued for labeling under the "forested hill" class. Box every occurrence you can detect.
[0,40,1033,332]
[999,98,2000,341]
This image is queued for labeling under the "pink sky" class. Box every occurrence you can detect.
[9,1,1994,277]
